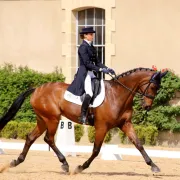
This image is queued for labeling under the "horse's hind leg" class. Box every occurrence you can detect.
[10,117,46,168]
[44,119,69,173]
[120,121,160,173]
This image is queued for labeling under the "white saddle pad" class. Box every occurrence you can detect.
[64,80,105,108]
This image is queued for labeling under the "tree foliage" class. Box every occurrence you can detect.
[0,63,65,122]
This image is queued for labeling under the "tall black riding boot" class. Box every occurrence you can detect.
[79,94,92,125]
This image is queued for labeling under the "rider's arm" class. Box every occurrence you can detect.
[96,57,108,69]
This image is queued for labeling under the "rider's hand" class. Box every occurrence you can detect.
[100,68,109,74]
[107,68,115,75]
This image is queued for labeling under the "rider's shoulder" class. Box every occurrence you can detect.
[79,42,88,50]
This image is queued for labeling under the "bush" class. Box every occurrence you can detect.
[0,121,36,139]
[74,124,84,142]
[88,126,96,143]
[0,121,18,139]
[87,126,112,143]
[0,63,65,123]
[143,126,158,145]
[134,125,146,144]
[119,125,158,145]
[104,131,112,143]
[0,121,86,142]
[119,130,127,144]
[17,122,36,139]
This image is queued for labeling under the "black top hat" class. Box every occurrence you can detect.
[79,27,96,34]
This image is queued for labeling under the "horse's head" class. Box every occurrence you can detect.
[139,71,168,111]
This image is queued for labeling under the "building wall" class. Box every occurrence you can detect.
[0,0,180,78]
[113,0,180,75]
[0,0,63,73]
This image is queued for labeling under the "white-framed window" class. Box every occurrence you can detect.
[76,8,105,78]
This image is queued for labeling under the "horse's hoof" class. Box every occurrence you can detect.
[61,164,69,173]
[10,160,16,167]
[151,164,160,173]
[74,165,83,174]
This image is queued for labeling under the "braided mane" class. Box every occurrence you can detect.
[115,67,154,79]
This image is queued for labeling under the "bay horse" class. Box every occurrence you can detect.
[0,68,168,174]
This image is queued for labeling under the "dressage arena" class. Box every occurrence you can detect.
[1,147,180,180]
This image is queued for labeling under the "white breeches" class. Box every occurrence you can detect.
[84,71,96,97]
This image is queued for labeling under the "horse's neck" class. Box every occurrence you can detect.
[105,79,136,101]
[117,71,151,90]
[116,74,141,93]
[105,72,149,102]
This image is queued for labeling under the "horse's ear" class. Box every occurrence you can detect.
[160,71,168,79]
[153,71,161,80]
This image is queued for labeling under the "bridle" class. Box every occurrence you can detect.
[109,73,160,100]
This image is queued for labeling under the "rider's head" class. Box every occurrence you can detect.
[80,27,95,42]
[81,33,94,41]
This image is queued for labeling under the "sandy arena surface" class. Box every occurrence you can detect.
[0,149,180,180]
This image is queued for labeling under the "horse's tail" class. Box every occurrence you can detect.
[0,88,36,131]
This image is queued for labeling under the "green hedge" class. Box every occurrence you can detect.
[74,124,84,142]
[0,63,65,122]
[0,121,36,139]
[87,126,112,143]
[0,122,157,145]
[119,125,158,145]
[0,121,85,142]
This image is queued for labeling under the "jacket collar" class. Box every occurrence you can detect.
[83,40,92,46]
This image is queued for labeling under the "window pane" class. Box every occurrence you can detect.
[86,8,94,25]
[103,26,105,44]
[95,26,102,45]
[103,47,105,64]
[78,26,85,45]
[76,8,105,79]
[102,10,105,25]
[95,8,102,25]
[97,47,102,63]
[94,47,102,62]
[78,10,85,25]
[96,47,103,79]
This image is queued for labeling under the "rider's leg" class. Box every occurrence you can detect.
[79,73,93,124]
[84,72,94,97]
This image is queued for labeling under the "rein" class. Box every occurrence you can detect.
[108,73,157,100]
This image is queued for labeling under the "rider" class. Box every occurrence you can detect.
[67,27,115,125]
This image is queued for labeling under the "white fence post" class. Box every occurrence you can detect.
[55,119,76,157]
[101,144,122,160]
[0,140,5,154]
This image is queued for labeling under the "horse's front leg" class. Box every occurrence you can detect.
[120,121,160,173]
[74,126,107,174]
